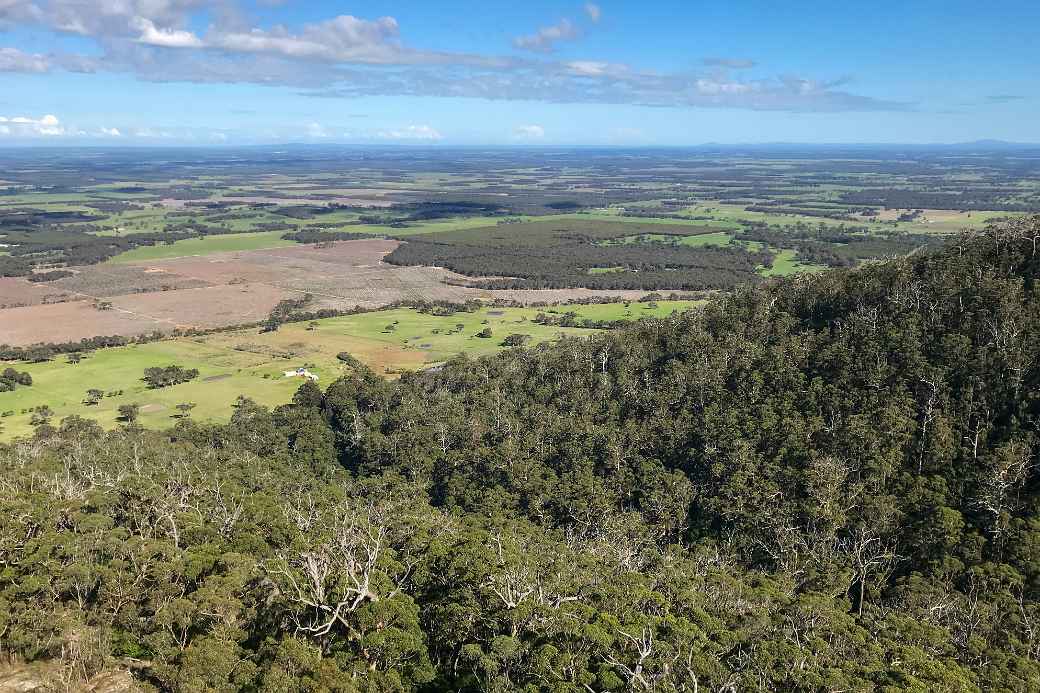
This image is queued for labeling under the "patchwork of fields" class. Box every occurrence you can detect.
[2,145,1032,443]
[0,238,662,346]
[0,301,698,439]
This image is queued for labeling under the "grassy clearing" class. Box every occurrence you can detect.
[310,216,535,237]
[0,301,702,439]
[109,231,297,263]
[759,249,827,277]
[104,216,534,261]
[677,231,736,247]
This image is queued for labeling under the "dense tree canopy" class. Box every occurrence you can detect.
[1,217,1040,691]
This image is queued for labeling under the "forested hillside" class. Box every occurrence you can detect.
[2,217,1039,692]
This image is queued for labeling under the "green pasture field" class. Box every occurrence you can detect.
[595,230,818,276]
[547,211,739,230]
[759,249,827,277]
[104,215,537,262]
[674,202,1008,236]
[0,193,98,206]
[0,301,702,439]
[108,230,298,262]
[307,215,535,236]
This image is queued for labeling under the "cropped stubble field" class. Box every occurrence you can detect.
[0,301,699,439]
[0,237,684,346]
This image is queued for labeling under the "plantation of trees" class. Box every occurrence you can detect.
[385,220,774,290]
[1,216,1039,691]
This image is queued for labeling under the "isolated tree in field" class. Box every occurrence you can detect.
[501,333,530,347]
[477,327,493,338]
[84,389,104,406]
[29,405,53,426]
[175,402,197,418]
[1,368,31,387]
[118,403,140,424]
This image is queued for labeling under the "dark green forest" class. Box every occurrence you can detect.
[384,220,774,290]
[2,216,1040,691]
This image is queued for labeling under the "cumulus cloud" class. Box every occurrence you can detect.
[514,5,604,53]
[0,47,49,73]
[0,0,210,39]
[0,2,909,114]
[513,18,578,53]
[514,124,545,139]
[0,114,66,136]
[377,124,443,141]
[132,17,203,48]
[206,15,408,64]
[99,126,121,136]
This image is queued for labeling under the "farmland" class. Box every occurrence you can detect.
[0,145,1037,349]
[109,230,297,262]
[0,300,698,439]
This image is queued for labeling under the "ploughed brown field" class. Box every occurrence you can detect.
[0,239,652,346]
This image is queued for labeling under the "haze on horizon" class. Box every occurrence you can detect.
[0,0,1036,146]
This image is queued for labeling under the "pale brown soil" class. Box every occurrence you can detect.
[109,282,291,329]
[0,300,168,345]
[52,264,213,297]
[0,239,676,346]
[0,277,73,309]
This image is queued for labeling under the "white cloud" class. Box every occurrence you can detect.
[377,124,443,141]
[695,78,754,96]
[132,17,203,48]
[513,18,578,53]
[134,128,173,138]
[0,113,66,136]
[514,124,545,139]
[211,132,228,142]
[564,60,629,77]
[207,15,407,64]
[0,47,49,73]
[0,4,910,114]
[99,127,122,136]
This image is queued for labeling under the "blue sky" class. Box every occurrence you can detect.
[0,0,1036,145]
